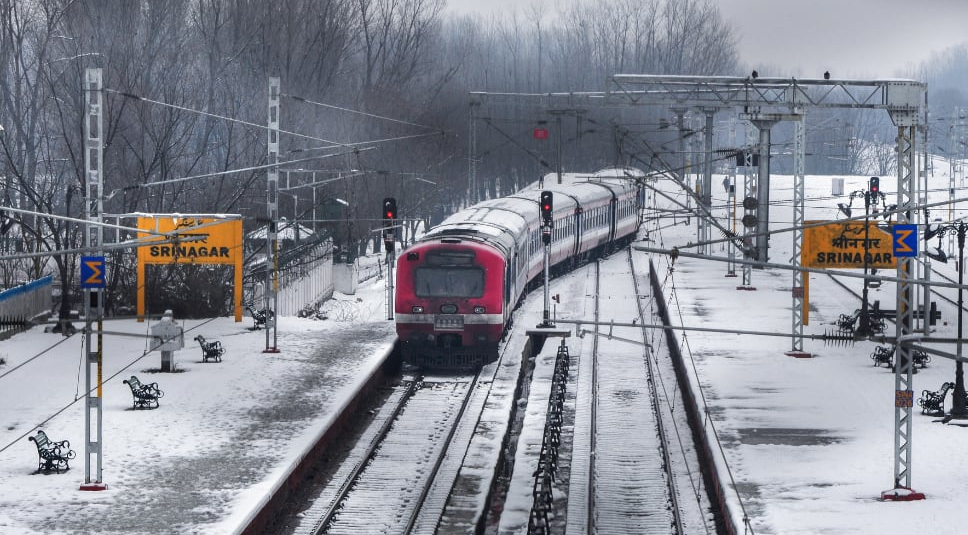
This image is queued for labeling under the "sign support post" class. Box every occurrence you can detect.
[265,77,280,353]
[80,68,107,491]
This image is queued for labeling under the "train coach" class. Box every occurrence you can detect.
[394,168,646,367]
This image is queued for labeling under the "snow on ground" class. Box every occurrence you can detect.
[0,274,395,535]
[656,170,968,534]
[3,167,968,535]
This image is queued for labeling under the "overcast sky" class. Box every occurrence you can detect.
[445,0,968,78]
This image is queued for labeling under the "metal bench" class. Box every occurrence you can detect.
[123,375,164,410]
[28,430,76,474]
[870,345,894,368]
[193,335,224,363]
[244,302,274,330]
[838,309,886,335]
[837,310,861,332]
[918,382,955,416]
[912,349,931,368]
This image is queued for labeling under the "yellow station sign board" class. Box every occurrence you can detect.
[136,215,243,322]
[801,220,898,269]
[137,217,242,265]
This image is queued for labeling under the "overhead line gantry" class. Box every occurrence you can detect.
[473,73,929,499]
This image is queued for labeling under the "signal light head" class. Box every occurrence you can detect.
[540,190,553,224]
[869,176,880,194]
[383,197,397,220]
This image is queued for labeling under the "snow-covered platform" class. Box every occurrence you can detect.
[658,173,968,534]
[0,283,396,535]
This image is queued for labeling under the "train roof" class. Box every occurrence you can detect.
[535,167,648,190]
[527,167,643,201]
[417,167,644,255]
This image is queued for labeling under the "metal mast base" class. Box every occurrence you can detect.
[880,486,925,502]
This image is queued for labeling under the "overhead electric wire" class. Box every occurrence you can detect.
[0,332,77,381]
[481,117,555,171]
[675,194,968,254]
[106,88,443,156]
[283,93,444,133]
[105,88,342,146]
[110,147,374,197]
[0,318,217,457]
[648,201,757,535]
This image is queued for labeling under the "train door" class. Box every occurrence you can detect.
[571,210,581,258]
[505,254,515,311]
[608,197,618,242]
[575,209,585,261]
[637,186,646,227]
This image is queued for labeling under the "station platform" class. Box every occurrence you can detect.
[652,174,968,534]
[0,280,395,535]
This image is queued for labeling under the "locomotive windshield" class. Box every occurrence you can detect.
[414,267,485,298]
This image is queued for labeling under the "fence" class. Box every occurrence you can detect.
[249,242,335,317]
[0,276,53,338]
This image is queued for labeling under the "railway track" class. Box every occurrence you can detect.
[284,248,718,535]
[564,250,691,534]
[292,371,481,535]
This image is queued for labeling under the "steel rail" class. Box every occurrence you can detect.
[629,249,685,535]
[586,260,600,535]
[306,376,421,535]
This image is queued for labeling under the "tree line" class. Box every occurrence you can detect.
[0,0,741,319]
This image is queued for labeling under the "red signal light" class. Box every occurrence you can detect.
[383,198,397,221]
[540,191,553,225]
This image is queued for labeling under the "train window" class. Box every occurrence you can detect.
[414,267,485,298]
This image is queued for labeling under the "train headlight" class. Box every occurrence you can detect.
[473,306,486,314]
[411,305,424,313]
[440,304,458,314]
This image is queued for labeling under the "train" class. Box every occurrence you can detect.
[394,168,647,367]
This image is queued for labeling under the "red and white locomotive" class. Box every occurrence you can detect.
[394,168,645,367]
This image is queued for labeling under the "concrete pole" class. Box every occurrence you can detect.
[751,120,776,263]
[702,109,715,255]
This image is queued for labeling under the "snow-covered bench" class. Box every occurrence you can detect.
[244,302,274,330]
[870,345,894,368]
[28,430,75,474]
[123,375,164,410]
[918,382,954,416]
[193,335,224,363]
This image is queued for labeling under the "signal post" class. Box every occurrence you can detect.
[383,197,397,320]
[529,191,570,340]
[540,191,554,326]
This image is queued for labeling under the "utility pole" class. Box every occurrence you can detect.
[264,77,280,353]
[726,118,737,278]
[80,68,107,492]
